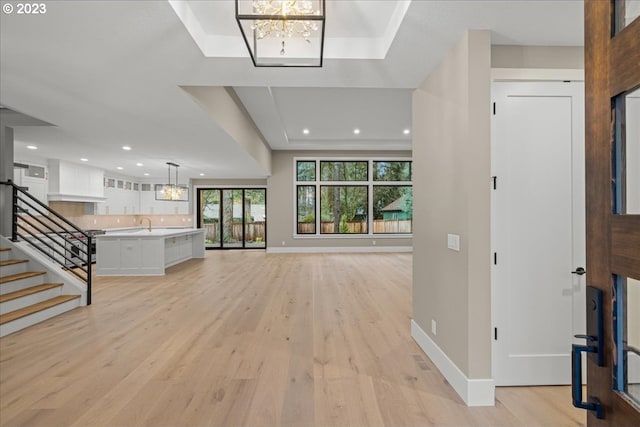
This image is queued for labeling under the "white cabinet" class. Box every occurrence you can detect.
[48,160,105,202]
[164,234,192,266]
[140,188,189,215]
[12,167,22,186]
[99,186,140,215]
[95,229,205,276]
[13,165,49,212]
[99,179,190,216]
[96,237,164,275]
[22,176,48,207]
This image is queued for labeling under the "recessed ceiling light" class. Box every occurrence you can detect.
[303,128,310,135]
[80,158,88,162]
[136,162,143,167]
[403,129,410,135]
[116,166,123,170]
[199,173,205,176]
[122,146,131,151]
[26,145,38,150]
[353,128,360,135]
[144,173,150,176]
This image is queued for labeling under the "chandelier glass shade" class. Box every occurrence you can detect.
[236,0,325,67]
[155,162,189,201]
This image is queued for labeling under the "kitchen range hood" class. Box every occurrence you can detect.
[47,194,106,202]
[47,159,106,203]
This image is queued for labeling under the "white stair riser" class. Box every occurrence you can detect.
[0,251,11,262]
[0,275,47,295]
[0,262,29,277]
[0,297,81,337]
[0,287,63,315]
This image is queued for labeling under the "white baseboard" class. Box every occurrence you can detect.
[411,319,495,406]
[266,246,412,254]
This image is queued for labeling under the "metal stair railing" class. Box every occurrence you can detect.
[1,179,92,305]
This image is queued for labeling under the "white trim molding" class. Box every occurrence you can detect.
[267,246,412,254]
[411,319,495,406]
[491,68,584,82]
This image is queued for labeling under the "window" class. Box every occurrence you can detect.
[297,161,316,181]
[320,161,368,181]
[297,186,316,234]
[320,186,368,234]
[373,186,412,233]
[373,161,411,181]
[295,158,412,236]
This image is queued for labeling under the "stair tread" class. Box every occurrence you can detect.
[0,283,64,303]
[0,271,46,284]
[0,295,80,325]
[0,259,29,267]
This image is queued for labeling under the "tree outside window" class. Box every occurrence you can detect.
[295,159,412,235]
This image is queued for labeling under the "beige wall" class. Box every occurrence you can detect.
[267,150,413,249]
[412,30,492,378]
[491,45,584,69]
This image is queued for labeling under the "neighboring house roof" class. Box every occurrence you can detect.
[381,197,405,212]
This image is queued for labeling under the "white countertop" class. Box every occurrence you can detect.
[98,228,204,238]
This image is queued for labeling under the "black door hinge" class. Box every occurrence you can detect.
[494,252,498,265]
[494,327,498,340]
[493,102,496,115]
[492,176,497,190]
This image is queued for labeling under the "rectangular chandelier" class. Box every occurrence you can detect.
[235,0,325,67]
[155,162,189,201]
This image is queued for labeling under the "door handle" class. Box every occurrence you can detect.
[572,339,603,418]
[571,286,604,418]
[571,267,586,275]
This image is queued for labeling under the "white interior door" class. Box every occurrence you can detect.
[491,81,585,386]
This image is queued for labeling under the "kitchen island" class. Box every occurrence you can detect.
[95,228,205,276]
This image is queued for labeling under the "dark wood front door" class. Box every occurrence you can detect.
[584,0,640,425]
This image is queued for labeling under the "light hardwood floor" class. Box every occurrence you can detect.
[0,251,585,427]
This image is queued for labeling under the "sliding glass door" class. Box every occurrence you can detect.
[198,188,266,249]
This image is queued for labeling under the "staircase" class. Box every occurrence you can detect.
[0,247,81,337]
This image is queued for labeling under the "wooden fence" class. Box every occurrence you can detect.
[204,222,265,243]
[204,219,412,241]
[373,219,412,233]
[298,219,412,234]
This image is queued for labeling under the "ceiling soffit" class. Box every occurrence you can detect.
[168,0,411,59]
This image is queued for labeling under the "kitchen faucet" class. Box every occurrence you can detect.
[140,217,152,232]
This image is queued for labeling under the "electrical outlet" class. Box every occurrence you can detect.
[372,240,376,246]
[431,319,437,335]
[282,241,286,246]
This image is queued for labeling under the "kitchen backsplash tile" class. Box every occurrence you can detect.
[48,202,192,230]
